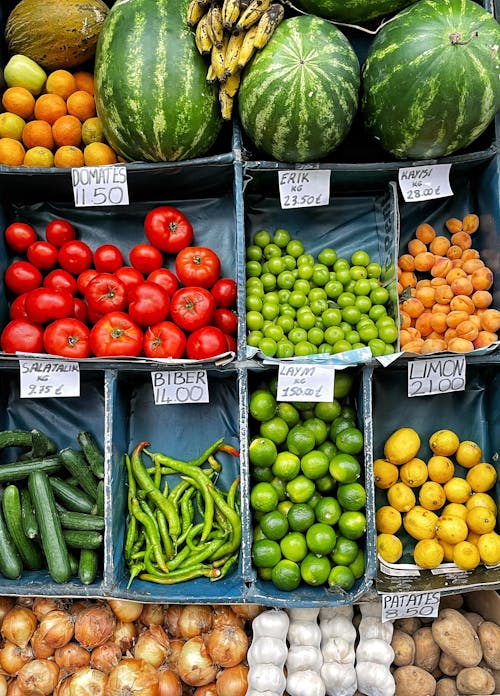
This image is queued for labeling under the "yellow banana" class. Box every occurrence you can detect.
[187,0,206,26]
[235,0,272,32]
[207,63,217,84]
[208,2,225,48]
[195,13,213,54]
[211,35,228,81]
[223,31,245,78]
[253,3,284,49]
[222,0,240,29]
[222,70,241,97]
[236,24,258,70]
[219,89,234,120]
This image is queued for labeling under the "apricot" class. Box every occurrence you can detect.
[397,266,402,280]
[445,217,463,234]
[450,277,473,296]
[447,337,474,353]
[451,231,472,250]
[432,303,451,314]
[446,310,471,328]
[471,267,493,291]
[434,285,453,304]
[461,248,480,261]
[471,290,493,309]
[408,239,427,256]
[451,258,464,268]
[462,214,479,234]
[414,251,436,272]
[455,320,479,342]
[429,235,451,256]
[401,297,425,319]
[400,311,412,330]
[473,331,498,349]
[399,254,416,272]
[446,245,463,260]
[462,258,484,274]
[402,338,424,354]
[397,282,403,295]
[399,271,417,289]
[480,309,500,333]
[450,295,475,314]
[415,285,435,308]
[421,338,447,354]
[468,315,482,329]
[430,313,448,334]
[431,257,452,278]
[415,223,436,244]
[430,277,447,287]
[416,279,432,289]
[446,268,467,284]
[445,328,457,343]
[415,312,433,337]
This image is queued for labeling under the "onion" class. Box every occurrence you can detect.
[17,658,59,696]
[55,643,91,674]
[193,685,217,696]
[36,610,74,650]
[2,608,38,649]
[0,599,15,625]
[30,630,54,660]
[7,679,23,696]
[211,607,243,631]
[68,667,107,696]
[70,604,90,619]
[0,642,34,675]
[54,677,72,696]
[74,605,116,650]
[229,605,263,621]
[139,605,165,628]
[158,670,182,696]
[163,607,182,639]
[106,658,159,696]
[178,606,213,640]
[32,599,61,622]
[177,637,217,687]
[134,626,169,668]
[90,643,121,674]
[112,622,136,653]
[206,626,248,668]
[0,674,7,696]
[107,601,143,624]
[165,640,184,673]
[215,664,248,696]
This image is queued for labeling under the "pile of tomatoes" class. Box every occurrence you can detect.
[1,206,238,360]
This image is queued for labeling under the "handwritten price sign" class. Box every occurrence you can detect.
[151,370,209,405]
[382,592,441,622]
[408,356,466,397]
[277,363,335,402]
[398,163,453,203]
[278,170,330,209]
[19,359,80,399]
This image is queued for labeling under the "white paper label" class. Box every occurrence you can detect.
[408,355,466,397]
[278,170,330,209]
[382,591,441,622]
[277,363,335,402]
[398,163,453,202]
[19,359,80,398]
[151,370,209,405]
[72,165,129,207]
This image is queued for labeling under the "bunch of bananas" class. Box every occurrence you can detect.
[187,0,285,120]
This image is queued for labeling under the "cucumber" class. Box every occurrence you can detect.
[62,529,103,550]
[28,471,72,584]
[0,456,61,482]
[59,448,99,501]
[77,432,104,479]
[49,477,94,514]
[2,485,43,571]
[20,488,38,539]
[78,548,98,585]
[93,480,104,517]
[0,503,22,580]
[68,551,79,576]
[58,511,105,532]
[18,429,57,461]
[0,429,33,449]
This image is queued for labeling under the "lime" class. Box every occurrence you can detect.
[331,537,359,565]
[258,567,273,580]
[340,405,357,420]
[272,451,301,481]
[270,476,287,501]
[329,453,361,483]
[260,417,289,445]
[280,531,308,562]
[276,402,300,428]
[336,427,364,455]
[330,417,356,441]
[338,511,366,540]
[250,482,279,513]
[334,372,354,399]
[287,503,316,532]
[337,482,367,511]
[318,440,337,460]
[253,525,266,542]
[315,474,336,494]
[252,466,273,483]
[260,510,289,540]
[306,523,337,555]
[303,418,328,446]
[286,425,316,456]
[349,549,365,579]
[308,491,322,509]
[328,565,355,591]
[314,401,341,423]
[300,553,331,586]
[249,437,278,468]
[314,496,342,526]
[252,539,281,568]
[300,450,330,480]
[286,475,316,504]
[271,559,301,591]
[250,389,276,422]
[277,500,293,516]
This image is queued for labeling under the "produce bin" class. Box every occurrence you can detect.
[367,354,500,595]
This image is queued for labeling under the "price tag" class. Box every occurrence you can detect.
[19,359,80,399]
[398,163,453,202]
[151,370,209,405]
[382,592,440,623]
[277,363,335,402]
[72,165,129,207]
[408,355,466,397]
[278,170,330,209]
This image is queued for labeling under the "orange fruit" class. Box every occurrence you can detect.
[52,115,82,147]
[45,70,77,100]
[34,93,67,125]
[22,120,55,150]
[0,112,26,140]
[73,71,95,95]
[66,90,96,122]
[83,142,117,166]
[0,137,25,166]
[53,145,84,168]
[2,87,35,119]
[23,146,54,168]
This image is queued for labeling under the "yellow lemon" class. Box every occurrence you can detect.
[387,482,416,513]
[466,493,497,516]
[436,515,469,544]
[400,458,428,488]
[466,463,497,493]
[438,539,456,562]
[467,531,481,545]
[477,532,500,565]
[455,440,483,469]
[377,533,403,564]
[429,429,460,457]
[419,481,446,511]
[403,506,438,540]
[376,506,402,534]
[442,503,468,521]
[384,427,421,465]
[373,459,399,489]
[413,538,444,569]
[443,477,472,504]
[453,540,480,570]
[427,455,455,484]
[466,506,496,535]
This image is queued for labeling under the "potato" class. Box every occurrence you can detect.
[392,629,416,667]
[394,617,422,635]
[462,611,484,633]
[489,667,500,692]
[394,665,436,696]
[435,677,458,696]
[478,621,500,670]
[455,666,495,694]
[440,595,464,610]
[414,627,441,672]
[431,609,482,668]
[439,652,461,677]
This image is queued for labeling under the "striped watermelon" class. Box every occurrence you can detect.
[362,0,500,160]
[293,0,418,23]
[238,16,360,163]
[94,0,221,162]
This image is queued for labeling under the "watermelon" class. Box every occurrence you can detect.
[293,0,417,23]
[362,0,500,160]
[94,0,221,162]
[238,16,360,163]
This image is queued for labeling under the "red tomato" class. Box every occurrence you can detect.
[77,269,99,296]
[143,321,186,359]
[84,273,127,314]
[128,281,170,327]
[129,244,163,274]
[4,222,37,254]
[175,246,221,289]
[89,312,143,357]
[10,293,28,319]
[214,308,238,335]
[45,219,76,248]
[73,298,88,324]
[93,244,124,273]
[27,241,58,270]
[87,305,104,325]
[170,287,215,332]
[58,240,93,275]
[144,206,193,253]
[147,268,179,296]
[211,277,237,308]
[43,318,90,359]
[43,269,78,296]
[4,261,42,295]
[114,266,144,293]
[224,333,237,353]
[186,326,228,360]
[25,288,74,324]
[1,319,44,354]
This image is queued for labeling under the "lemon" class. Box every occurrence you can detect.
[455,440,482,469]
[429,429,460,456]
[438,539,456,562]
[466,506,496,535]
[443,477,472,504]
[377,533,403,564]
[466,463,497,493]
[477,532,500,565]
[466,492,497,516]
[403,506,438,540]
[384,427,421,465]
[387,482,416,513]
[413,538,444,569]
[442,503,468,521]
[419,481,446,511]
[400,458,428,488]
[467,531,481,545]
[427,455,455,484]
[376,506,402,534]
[436,515,469,544]
[373,459,399,489]
[453,541,480,570]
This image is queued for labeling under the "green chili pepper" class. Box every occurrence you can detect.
[227,476,240,511]
[139,564,220,584]
[207,478,241,561]
[124,514,137,563]
[130,497,168,573]
[211,552,239,581]
[185,522,205,551]
[127,561,145,589]
[180,537,228,568]
[156,509,174,560]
